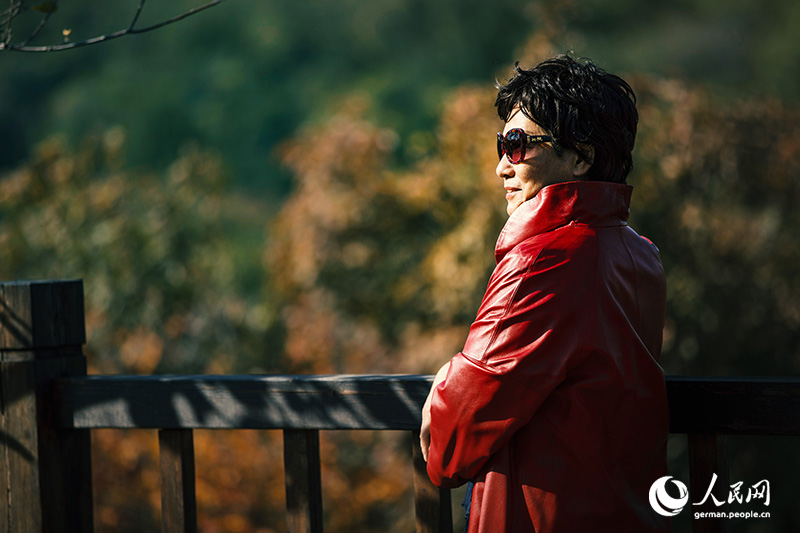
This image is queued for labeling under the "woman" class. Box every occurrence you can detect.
[420,55,670,532]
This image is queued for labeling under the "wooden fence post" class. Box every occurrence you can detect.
[0,279,93,533]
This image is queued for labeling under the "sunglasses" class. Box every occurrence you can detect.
[496,128,561,164]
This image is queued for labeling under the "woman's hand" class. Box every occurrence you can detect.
[420,361,451,462]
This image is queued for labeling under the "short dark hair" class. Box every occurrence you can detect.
[495,55,638,183]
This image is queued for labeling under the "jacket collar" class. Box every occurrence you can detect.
[495,180,633,263]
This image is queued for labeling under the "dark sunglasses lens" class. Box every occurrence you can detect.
[505,130,524,164]
[497,134,504,160]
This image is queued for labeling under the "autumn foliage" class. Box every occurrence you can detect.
[2,44,800,532]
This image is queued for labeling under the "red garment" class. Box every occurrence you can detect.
[427,181,669,532]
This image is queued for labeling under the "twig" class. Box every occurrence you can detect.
[1,1,24,45]
[0,0,226,52]
[127,0,146,32]
[127,0,223,36]
[17,0,57,47]
[1,2,24,21]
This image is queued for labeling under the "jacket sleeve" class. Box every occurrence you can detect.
[426,240,594,488]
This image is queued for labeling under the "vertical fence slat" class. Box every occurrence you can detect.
[159,429,197,533]
[284,429,323,533]
[411,430,452,533]
[688,433,730,533]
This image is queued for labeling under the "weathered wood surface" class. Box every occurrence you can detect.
[283,429,323,533]
[0,356,41,533]
[159,429,197,533]
[0,279,93,533]
[54,374,433,430]
[53,374,800,435]
[0,279,86,350]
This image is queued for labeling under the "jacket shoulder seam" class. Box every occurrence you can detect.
[477,245,544,363]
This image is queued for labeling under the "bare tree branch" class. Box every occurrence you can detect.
[128,0,146,32]
[17,0,57,47]
[0,0,226,52]
[1,2,24,44]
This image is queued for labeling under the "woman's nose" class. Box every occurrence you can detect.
[496,156,514,180]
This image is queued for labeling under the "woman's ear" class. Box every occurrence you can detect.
[573,144,594,178]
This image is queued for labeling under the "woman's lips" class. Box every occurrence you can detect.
[505,187,520,201]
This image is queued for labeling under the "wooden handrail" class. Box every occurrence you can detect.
[48,373,800,533]
[51,374,800,434]
[51,374,432,430]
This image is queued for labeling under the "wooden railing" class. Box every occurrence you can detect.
[2,279,800,533]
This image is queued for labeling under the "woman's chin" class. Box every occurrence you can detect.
[506,200,521,216]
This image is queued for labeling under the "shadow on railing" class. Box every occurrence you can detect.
[3,280,800,533]
[53,374,431,431]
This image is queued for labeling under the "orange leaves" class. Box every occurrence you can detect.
[269,101,397,294]
[193,430,285,532]
[0,129,260,377]
[628,74,800,374]
[318,431,415,532]
[92,429,286,533]
[281,290,340,373]
[118,327,165,374]
[92,430,161,531]
[267,87,508,377]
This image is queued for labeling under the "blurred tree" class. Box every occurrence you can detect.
[268,91,504,376]
[632,76,800,376]
[0,128,276,374]
[0,129,289,531]
[0,0,539,195]
[3,0,799,201]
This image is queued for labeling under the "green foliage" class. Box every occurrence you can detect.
[2,1,800,530]
[4,0,798,196]
[566,0,800,102]
[0,0,538,194]
[0,130,275,374]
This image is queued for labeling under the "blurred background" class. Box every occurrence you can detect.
[1,0,799,531]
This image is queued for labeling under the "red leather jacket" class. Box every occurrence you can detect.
[427,181,669,532]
